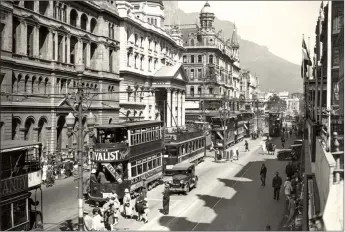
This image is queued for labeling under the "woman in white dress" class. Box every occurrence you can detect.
[42,162,48,184]
[123,188,132,218]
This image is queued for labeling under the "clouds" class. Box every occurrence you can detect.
[178,1,321,65]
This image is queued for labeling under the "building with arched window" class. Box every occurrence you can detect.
[174,1,242,121]
[0,1,121,159]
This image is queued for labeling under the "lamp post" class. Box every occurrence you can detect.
[219,106,230,161]
[65,62,96,231]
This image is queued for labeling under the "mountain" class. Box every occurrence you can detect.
[175,9,303,93]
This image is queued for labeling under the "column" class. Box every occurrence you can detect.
[182,91,185,126]
[66,35,71,63]
[180,90,184,127]
[176,90,181,126]
[47,29,54,60]
[33,25,40,58]
[86,43,91,68]
[77,38,82,64]
[62,35,66,63]
[54,32,58,61]
[19,19,27,55]
[171,89,177,128]
[166,88,172,128]
[151,88,156,120]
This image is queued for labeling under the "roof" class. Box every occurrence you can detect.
[172,162,195,171]
[1,140,41,153]
[127,0,163,6]
[180,25,198,44]
[96,120,162,129]
[231,25,239,48]
[154,64,188,82]
[200,1,213,14]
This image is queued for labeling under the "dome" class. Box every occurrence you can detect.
[200,1,213,14]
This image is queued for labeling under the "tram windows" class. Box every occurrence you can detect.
[148,159,153,170]
[152,158,157,168]
[137,163,143,175]
[0,203,12,230]
[143,161,148,173]
[137,134,141,144]
[157,156,161,166]
[13,199,28,226]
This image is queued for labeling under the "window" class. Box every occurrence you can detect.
[333,47,340,66]
[198,87,202,95]
[134,34,138,46]
[137,163,143,175]
[190,87,194,96]
[13,199,28,227]
[198,55,202,63]
[183,55,187,63]
[191,55,195,63]
[209,55,214,64]
[143,160,148,172]
[198,69,202,79]
[131,163,137,177]
[148,160,153,170]
[152,158,157,168]
[190,69,194,80]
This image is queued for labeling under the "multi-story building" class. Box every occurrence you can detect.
[0,1,122,158]
[239,70,259,111]
[117,0,186,128]
[177,1,241,121]
[303,1,343,231]
[285,97,300,115]
[278,91,289,101]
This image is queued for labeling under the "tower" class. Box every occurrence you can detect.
[199,1,215,30]
[231,24,240,60]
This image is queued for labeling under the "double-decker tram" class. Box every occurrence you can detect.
[0,141,43,231]
[164,128,206,175]
[210,115,237,153]
[241,112,255,137]
[269,112,283,137]
[235,113,246,143]
[90,120,164,202]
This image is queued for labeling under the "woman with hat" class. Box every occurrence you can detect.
[111,195,120,225]
[141,197,149,223]
[92,208,104,231]
[123,188,132,218]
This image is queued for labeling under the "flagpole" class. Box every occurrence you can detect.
[326,1,332,150]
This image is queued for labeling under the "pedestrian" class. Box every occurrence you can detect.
[123,188,132,219]
[265,225,271,231]
[285,161,294,179]
[135,197,143,221]
[110,195,120,225]
[102,198,111,214]
[28,192,39,215]
[42,162,48,184]
[84,211,93,231]
[272,172,282,200]
[215,148,219,161]
[244,140,249,152]
[92,208,104,231]
[46,165,55,187]
[162,183,170,215]
[97,166,107,184]
[284,177,293,203]
[289,129,293,137]
[281,136,285,148]
[103,202,115,231]
[141,179,148,198]
[141,197,149,223]
[260,164,267,186]
[235,147,239,160]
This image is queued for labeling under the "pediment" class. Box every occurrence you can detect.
[57,26,70,33]
[81,34,91,41]
[23,15,40,24]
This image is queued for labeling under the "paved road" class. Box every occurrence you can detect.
[44,133,298,231]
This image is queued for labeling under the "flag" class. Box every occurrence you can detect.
[301,38,312,78]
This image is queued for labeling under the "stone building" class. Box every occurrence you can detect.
[117,0,187,128]
[0,1,121,158]
[285,97,300,115]
[177,1,241,121]
[239,70,259,110]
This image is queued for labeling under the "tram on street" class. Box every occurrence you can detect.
[164,129,206,175]
[269,111,283,137]
[210,115,237,151]
[89,120,164,203]
[0,141,43,231]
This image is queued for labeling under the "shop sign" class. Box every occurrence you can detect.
[92,145,130,162]
[0,175,28,197]
[131,166,162,185]
[28,171,42,188]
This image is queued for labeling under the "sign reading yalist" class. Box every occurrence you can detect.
[1,175,29,197]
[92,143,130,162]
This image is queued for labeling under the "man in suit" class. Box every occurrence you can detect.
[272,172,283,200]
[260,164,267,186]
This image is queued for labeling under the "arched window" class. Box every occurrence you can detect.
[90,18,97,34]
[24,117,35,141]
[12,117,21,140]
[80,13,88,30]
[70,9,78,27]
[190,39,195,46]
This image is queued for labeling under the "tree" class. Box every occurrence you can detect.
[267,94,287,112]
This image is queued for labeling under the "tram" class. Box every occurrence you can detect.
[210,115,237,152]
[269,112,283,137]
[0,141,43,231]
[89,120,164,203]
[164,128,206,175]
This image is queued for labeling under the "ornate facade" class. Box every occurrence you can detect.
[117,0,187,128]
[177,1,242,119]
[0,1,121,158]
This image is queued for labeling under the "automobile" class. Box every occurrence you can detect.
[277,149,293,161]
[168,162,198,195]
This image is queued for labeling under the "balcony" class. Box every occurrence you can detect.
[186,94,229,100]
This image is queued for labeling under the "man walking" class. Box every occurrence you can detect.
[272,172,282,200]
[260,164,267,186]
[244,140,250,152]
[281,136,285,148]
[285,161,294,179]
[162,183,170,215]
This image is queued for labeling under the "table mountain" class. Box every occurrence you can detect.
[174,9,303,92]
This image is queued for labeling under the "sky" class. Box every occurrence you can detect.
[178,1,323,65]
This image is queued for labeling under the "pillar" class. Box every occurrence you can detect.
[54,32,58,61]
[19,19,27,55]
[182,91,185,126]
[172,89,178,128]
[180,90,183,126]
[77,38,82,64]
[66,35,71,63]
[166,88,172,128]
[33,25,40,58]
[62,35,66,63]
[86,43,91,68]
[47,29,54,60]
[176,90,181,126]
[151,88,156,120]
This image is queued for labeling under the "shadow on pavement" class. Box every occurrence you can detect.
[58,219,78,231]
[157,156,289,231]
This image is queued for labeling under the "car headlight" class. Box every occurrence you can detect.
[180,180,184,184]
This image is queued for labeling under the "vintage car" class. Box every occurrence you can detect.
[277,144,302,161]
[168,162,198,195]
[277,149,293,160]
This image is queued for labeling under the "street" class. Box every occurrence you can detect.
[43,135,297,231]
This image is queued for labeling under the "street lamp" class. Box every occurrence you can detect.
[219,107,230,161]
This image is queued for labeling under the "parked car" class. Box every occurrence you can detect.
[277,149,293,161]
[168,162,198,195]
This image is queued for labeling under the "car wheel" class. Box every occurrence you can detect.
[184,184,190,195]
